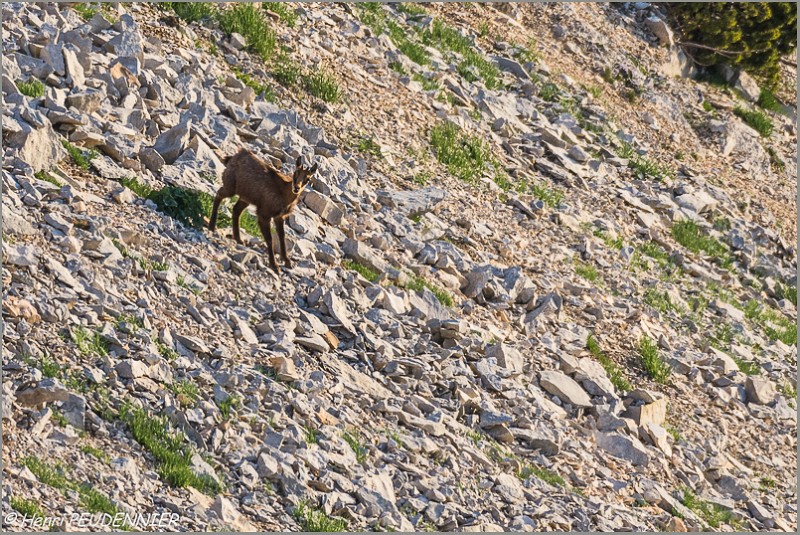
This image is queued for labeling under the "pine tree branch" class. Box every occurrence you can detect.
[677,41,771,57]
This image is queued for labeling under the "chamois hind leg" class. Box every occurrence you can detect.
[275,217,292,269]
[231,199,248,245]
[258,215,279,273]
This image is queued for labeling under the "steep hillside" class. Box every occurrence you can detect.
[2,2,797,532]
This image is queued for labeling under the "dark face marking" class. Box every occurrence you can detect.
[292,157,318,195]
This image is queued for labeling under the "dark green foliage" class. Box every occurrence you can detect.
[667,3,797,89]
[733,106,773,137]
[148,185,209,230]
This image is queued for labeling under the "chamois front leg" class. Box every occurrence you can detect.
[231,199,248,245]
[258,215,280,273]
[275,216,292,269]
[208,190,225,231]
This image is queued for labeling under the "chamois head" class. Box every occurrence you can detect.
[293,156,318,195]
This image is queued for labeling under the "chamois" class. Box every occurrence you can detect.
[208,149,318,273]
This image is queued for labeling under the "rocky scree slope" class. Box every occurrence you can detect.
[1,2,797,532]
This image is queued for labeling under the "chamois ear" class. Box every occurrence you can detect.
[309,163,319,175]
[296,155,303,169]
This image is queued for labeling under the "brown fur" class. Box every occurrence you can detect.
[208,149,318,273]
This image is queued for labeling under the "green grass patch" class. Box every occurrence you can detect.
[217,395,242,421]
[593,229,624,250]
[665,425,682,442]
[766,146,785,172]
[575,261,599,282]
[586,335,631,392]
[302,69,341,103]
[271,53,302,86]
[639,241,673,269]
[80,444,110,463]
[412,73,440,91]
[162,1,215,22]
[120,403,220,493]
[21,457,123,519]
[638,336,670,384]
[342,430,368,464]
[342,260,380,282]
[421,18,472,55]
[356,135,382,157]
[756,89,783,113]
[744,299,797,346]
[34,170,63,187]
[775,282,797,305]
[617,142,674,181]
[644,288,683,315]
[263,2,297,27]
[513,38,540,64]
[218,3,276,61]
[531,183,564,208]
[457,51,502,89]
[303,425,319,444]
[231,67,275,101]
[387,20,430,65]
[671,219,733,269]
[429,121,503,184]
[680,487,739,529]
[169,379,200,408]
[156,340,180,361]
[61,140,99,171]
[402,274,455,307]
[71,326,109,357]
[518,465,566,487]
[10,496,45,519]
[733,106,773,137]
[389,61,407,75]
[397,2,427,16]
[293,500,348,532]
[17,78,45,98]
[539,82,560,102]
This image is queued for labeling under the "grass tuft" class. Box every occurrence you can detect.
[575,261,599,282]
[10,496,45,519]
[342,430,368,464]
[671,219,733,269]
[61,140,99,170]
[293,500,348,532]
[617,142,674,181]
[733,106,773,137]
[16,78,45,98]
[302,68,341,103]
[680,487,739,529]
[638,336,671,384]
[402,274,454,307]
[263,2,297,27]
[342,260,380,282]
[429,121,502,184]
[21,457,123,518]
[71,326,109,357]
[162,1,215,22]
[218,3,277,61]
[120,403,220,494]
[586,335,631,392]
